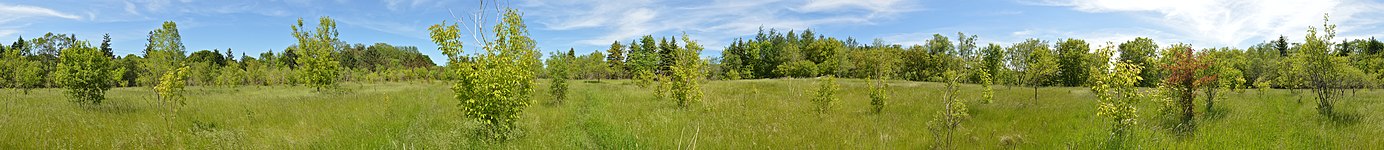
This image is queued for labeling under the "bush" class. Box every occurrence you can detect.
[54,41,116,105]
[775,60,818,78]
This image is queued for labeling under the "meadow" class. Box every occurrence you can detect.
[2,79,1381,149]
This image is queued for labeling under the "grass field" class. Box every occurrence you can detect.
[2,79,1381,149]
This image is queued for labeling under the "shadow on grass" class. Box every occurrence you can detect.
[1152,114,1197,138]
[81,100,142,114]
[1202,107,1231,121]
[1324,111,1361,126]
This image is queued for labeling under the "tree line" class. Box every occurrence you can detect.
[0,22,443,93]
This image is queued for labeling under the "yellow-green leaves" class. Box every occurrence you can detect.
[438,9,540,141]
[291,17,342,92]
[812,75,838,113]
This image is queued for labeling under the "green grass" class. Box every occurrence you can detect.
[2,79,1381,149]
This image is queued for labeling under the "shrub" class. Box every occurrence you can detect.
[812,75,839,113]
[54,41,116,105]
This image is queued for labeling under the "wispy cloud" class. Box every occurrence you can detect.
[1029,0,1384,47]
[0,3,83,22]
[525,0,919,46]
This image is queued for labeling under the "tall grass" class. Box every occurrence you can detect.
[1,79,1380,149]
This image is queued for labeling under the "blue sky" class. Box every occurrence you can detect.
[3,0,1384,64]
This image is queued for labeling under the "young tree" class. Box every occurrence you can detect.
[142,21,187,90]
[930,70,969,149]
[1302,14,1342,116]
[547,49,573,104]
[156,66,190,113]
[291,17,342,92]
[1092,60,1144,145]
[433,8,541,140]
[669,33,706,108]
[14,61,43,93]
[812,75,839,113]
[1021,39,1058,101]
[54,41,116,105]
[1160,45,1215,127]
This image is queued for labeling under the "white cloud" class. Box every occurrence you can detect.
[526,0,918,46]
[0,29,17,37]
[0,3,83,22]
[798,0,915,15]
[1032,0,1384,47]
[383,0,438,11]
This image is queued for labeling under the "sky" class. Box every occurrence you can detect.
[3,0,1384,64]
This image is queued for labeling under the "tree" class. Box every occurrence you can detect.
[806,37,845,76]
[155,66,190,113]
[981,44,1006,86]
[858,45,899,113]
[1056,38,1091,86]
[1119,37,1160,87]
[1159,45,1214,128]
[1202,48,1247,111]
[630,35,660,87]
[13,61,43,93]
[1021,39,1058,101]
[291,16,342,92]
[1302,14,1342,116]
[812,75,839,113]
[606,41,626,79]
[1092,59,1144,146]
[100,34,114,58]
[142,21,187,90]
[54,41,116,105]
[153,66,189,144]
[434,8,541,140]
[930,70,969,149]
[669,33,706,108]
[547,49,573,104]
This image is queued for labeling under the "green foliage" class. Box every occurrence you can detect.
[141,21,187,87]
[774,60,817,78]
[929,70,969,149]
[1302,14,1343,116]
[812,75,839,113]
[606,41,626,79]
[434,9,541,141]
[1056,38,1091,86]
[54,41,116,105]
[669,34,706,108]
[980,44,1006,86]
[1201,47,1248,111]
[629,35,660,87]
[291,17,342,92]
[1017,39,1059,100]
[1092,43,1145,144]
[547,50,573,104]
[869,78,888,113]
[1118,37,1160,87]
[4,46,43,93]
[156,66,190,110]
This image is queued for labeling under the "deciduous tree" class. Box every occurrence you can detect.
[291,17,343,92]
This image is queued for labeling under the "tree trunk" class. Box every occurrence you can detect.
[1205,87,1216,112]
[1180,88,1195,124]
